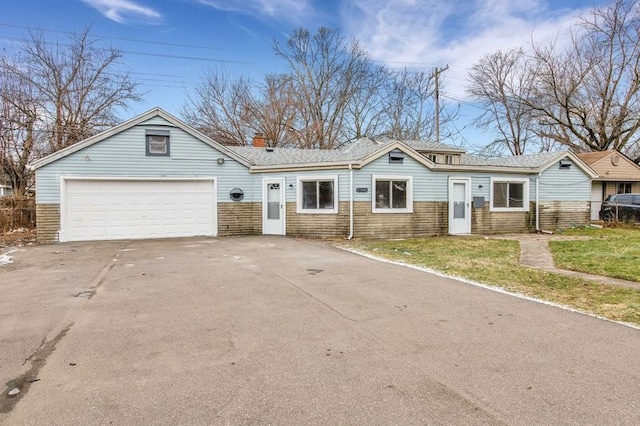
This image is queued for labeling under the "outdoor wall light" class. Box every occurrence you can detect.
[229,188,244,201]
[217,157,225,165]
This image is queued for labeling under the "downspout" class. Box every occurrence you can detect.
[535,174,540,232]
[348,163,354,240]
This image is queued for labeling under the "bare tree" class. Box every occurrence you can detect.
[378,69,440,141]
[0,28,141,196]
[183,71,300,147]
[186,27,459,148]
[526,0,640,153]
[273,27,373,148]
[468,48,539,155]
[183,70,253,145]
[241,74,299,147]
[0,65,41,196]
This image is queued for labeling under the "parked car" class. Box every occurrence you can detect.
[600,193,640,222]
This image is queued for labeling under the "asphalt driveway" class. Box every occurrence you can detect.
[1,236,639,425]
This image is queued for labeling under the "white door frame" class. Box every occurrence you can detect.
[448,177,471,235]
[262,177,286,235]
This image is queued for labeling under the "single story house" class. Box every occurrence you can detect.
[32,108,597,243]
[576,150,640,220]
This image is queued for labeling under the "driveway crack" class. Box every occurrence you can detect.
[1,323,73,414]
[273,272,357,322]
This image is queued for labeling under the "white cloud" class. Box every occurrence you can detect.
[81,0,162,24]
[197,0,316,24]
[342,0,589,99]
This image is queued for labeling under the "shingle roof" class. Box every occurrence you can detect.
[576,150,613,165]
[228,137,575,172]
[227,137,466,166]
[227,146,362,166]
[461,151,564,169]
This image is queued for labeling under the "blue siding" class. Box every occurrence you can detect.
[251,170,352,202]
[357,155,448,201]
[539,157,591,201]
[37,119,252,203]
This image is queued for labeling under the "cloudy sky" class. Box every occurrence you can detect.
[2,0,608,147]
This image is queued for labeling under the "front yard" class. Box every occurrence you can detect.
[550,227,640,282]
[349,227,640,326]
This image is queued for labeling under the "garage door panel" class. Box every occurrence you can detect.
[62,179,216,242]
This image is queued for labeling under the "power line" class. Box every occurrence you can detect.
[0,22,232,51]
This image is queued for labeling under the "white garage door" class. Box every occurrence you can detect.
[61,179,217,242]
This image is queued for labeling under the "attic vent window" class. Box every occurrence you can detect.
[146,130,170,156]
[559,160,572,169]
[389,149,405,164]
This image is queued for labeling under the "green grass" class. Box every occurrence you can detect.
[350,235,640,325]
[550,227,640,282]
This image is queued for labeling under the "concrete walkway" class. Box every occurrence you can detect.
[517,237,640,290]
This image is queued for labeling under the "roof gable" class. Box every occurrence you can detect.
[577,150,640,181]
[32,108,252,169]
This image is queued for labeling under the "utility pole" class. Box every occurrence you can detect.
[433,65,449,143]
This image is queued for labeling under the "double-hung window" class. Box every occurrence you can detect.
[372,175,413,213]
[491,178,529,211]
[296,176,338,214]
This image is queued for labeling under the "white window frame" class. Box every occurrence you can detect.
[372,175,413,213]
[296,176,339,214]
[490,177,530,212]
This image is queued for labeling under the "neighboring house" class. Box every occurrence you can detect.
[0,185,12,197]
[577,150,640,220]
[0,174,13,197]
[32,108,597,243]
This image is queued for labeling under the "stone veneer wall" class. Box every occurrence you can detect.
[538,201,590,230]
[36,203,60,244]
[36,199,590,243]
[286,201,448,239]
[471,202,535,234]
[471,201,590,234]
[217,202,261,236]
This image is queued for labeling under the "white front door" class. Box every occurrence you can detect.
[262,178,286,235]
[449,178,471,235]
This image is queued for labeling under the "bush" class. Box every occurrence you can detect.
[0,197,36,232]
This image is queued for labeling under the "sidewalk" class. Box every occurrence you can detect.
[517,237,640,290]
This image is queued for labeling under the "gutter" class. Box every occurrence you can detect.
[348,163,354,240]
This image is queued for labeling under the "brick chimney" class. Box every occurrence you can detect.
[252,132,266,148]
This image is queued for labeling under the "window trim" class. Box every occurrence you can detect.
[296,176,339,214]
[490,177,529,212]
[146,129,170,157]
[617,182,632,194]
[372,175,414,213]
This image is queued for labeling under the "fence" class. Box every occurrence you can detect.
[0,197,36,232]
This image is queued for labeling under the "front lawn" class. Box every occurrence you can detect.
[349,235,640,325]
[550,227,640,282]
